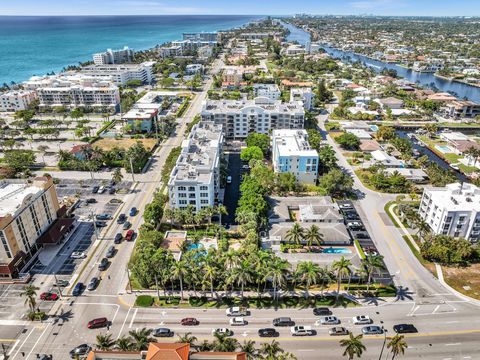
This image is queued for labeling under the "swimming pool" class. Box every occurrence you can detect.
[435,144,454,153]
[322,247,352,254]
[370,125,379,132]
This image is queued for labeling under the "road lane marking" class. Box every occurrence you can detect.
[445,343,461,346]
[7,339,19,355]
[25,324,50,360]
[129,308,138,328]
[432,305,440,314]
[117,306,132,339]
[11,327,35,360]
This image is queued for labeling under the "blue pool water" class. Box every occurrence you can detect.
[436,145,453,153]
[322,248,352,254]
[187,243,201,251]
[370,125,379,132]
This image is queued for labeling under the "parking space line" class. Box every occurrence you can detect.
[129,308,138,328]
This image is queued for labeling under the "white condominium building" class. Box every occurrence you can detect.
[172,40,217,52]
[25,74,120,110]
[93,46,134,65]
[201,97,305,139]
[290,87,314,110]
[0,90,37,112]
[168,122,223,212]
[418,182,480,242]
[183,32,218,42]
[253,84,281,100]
[81,61,155,85]
[272,129,319,184]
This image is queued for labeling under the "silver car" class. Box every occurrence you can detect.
[362,326,383,335]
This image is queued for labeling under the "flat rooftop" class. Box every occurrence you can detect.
[0,182,43,218]
[273,129,318,157]
[425,182,480,211]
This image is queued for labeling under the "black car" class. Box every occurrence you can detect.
[114,233,123,244]
[70,344,91,358]
[355,233,370,239]
[153,327,174,337]
[87,277,100,291]
[95,221,107,228]
[313,307,332,316]
[117,214,127,224]
[72,282,84,296]
[86,198,97,204]
[393,324,418,334]
[106,246,116,258]
[258,328,278,337]
[273,317,295,326]
[92,186,99,194]
[96,214,112,220]
[109,187,116,194]
[98,257,109,271]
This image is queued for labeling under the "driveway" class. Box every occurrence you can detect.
[223,152,241,224]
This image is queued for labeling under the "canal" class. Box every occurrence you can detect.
[281,21,480,103]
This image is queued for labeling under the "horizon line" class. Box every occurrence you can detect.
[0,14,478,18]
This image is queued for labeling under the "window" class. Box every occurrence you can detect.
[29,206,41,236]
[201,200,209,204]
[188,186,195,192]
[178,193,186,198]
[200,186,208,191]
[189,200,196,205]
[189,193,196,198]
[178,186,186,191]
[0,231,12,259]
[179,200,187,205]
[16,217,30,251]
[41,194,52,223]
[200,193,209,198]
[459,216,466,222]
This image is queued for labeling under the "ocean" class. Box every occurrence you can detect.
[0,15,262,85]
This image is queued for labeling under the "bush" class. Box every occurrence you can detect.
[335,132,360,150]
[135,295,154,307]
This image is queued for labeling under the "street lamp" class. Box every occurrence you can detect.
[378,326,388,360]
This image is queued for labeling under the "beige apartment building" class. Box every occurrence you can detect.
[0,177,68,279]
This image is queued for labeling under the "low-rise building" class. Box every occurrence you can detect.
[93,46,134,65]
[418,182,480,242]
[290,87,314,110]
[376,97,404,110]
[272,129,319,184]
[168,122,223,212]
[0,90,37,112]
[157,45,183,58]
[284,44,306,56]
[185,64,204,75]
[442,100,480,119]
[81,61,155,85]
[0,177,71,279]
[197,45,214,60]
[369,150,404,168]
[201,97,305,139]
[253,83,281,100]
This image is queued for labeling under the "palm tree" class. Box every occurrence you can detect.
[240,340,257,360]
[21,285,39,312]
[304,225,324,246]
[318,266,332,294]
[260,340,284,358]
[362,255,385,292]
[212,333,239,352]
[285,223,304,245]
[340,333,366,359]
[423,123,438,139]
[112,168,123,185]
[37,145,49,164]
[215,205,228,226]
[203,263,217,298]
[115,336,133,351]
[235,210,257,225]
[295,261,320,297]
[95,333,115,350]
[415,218,431,240]
[170,260,189,300]
[128,327,154,351]
[332,257,352,301]
[230,260,252,298]
[265,258,290,301]
[177,332,197,347]
[387,334,408,359]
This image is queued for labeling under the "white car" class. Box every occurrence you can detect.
[290,325,314,336]
[347,221,362,228]
[70,251,86,259]
[339,204,353,210]
[353,315,372,325]
[212,328,233,336]
[229,317,247,326]
[226,307,248,316]
[226,176,232,184]
[316,316,340,326]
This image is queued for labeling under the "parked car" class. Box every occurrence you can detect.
[393,324,418,334]
[71,252,86,259]
[316,316,340,325]
[258,328,278,337]
[92,186,99,194]
[86,198,97,204]
[109,187,116,195]
[114,233,123,244]
[87,277,100,291]
[355,233,370,239]
[117,214,127,224]
[212,328,233,336]
[291,326,315,336]
[106,246,116,258]
[347,221,363,228]
[353,315,372,325]
[123,221,131,230]
[153,328,174,337]
[181,318,199,326]
[329,327,349,336]
[339,203,353,210]
[125,229,135,241]
[72,282,84,296]
[95,221,107,228]
[129,207,138,216]
[229,317,247,326]
[98,258,109,271]
[226,306,249,316]
[69,344,91,358]
[362,325,383,335]
[53,279,69,287]
[98,186,106,194]
[40,292,58,301]
[226,176,232,184]
[313,307,331,316]
[273,317,295,327]
[87,317,109,329]
[96,213,112,220]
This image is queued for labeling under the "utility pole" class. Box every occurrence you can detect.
[91,211,98,241]
[129,157,136,182]
[378,327,387,360]
[154,273,160,299]
[53,274,63,298]
[126,267,132,294]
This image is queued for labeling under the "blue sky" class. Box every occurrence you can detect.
[1,0,479,16]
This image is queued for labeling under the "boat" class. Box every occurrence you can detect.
[450,164,460,170]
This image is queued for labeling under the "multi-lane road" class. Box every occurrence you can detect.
[2,63,480,360]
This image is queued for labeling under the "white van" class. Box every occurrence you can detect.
[291,326,314,336]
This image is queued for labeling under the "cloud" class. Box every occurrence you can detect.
[349,0,405,10]
[114,0,210,14]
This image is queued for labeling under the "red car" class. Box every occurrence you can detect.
[40,292,59,301]
[125,229,135,241]
[181,318,199,326]
[87,317,109,329]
